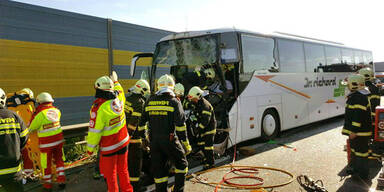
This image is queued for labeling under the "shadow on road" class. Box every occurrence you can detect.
[231,116,344,160]
[336,159,382,192]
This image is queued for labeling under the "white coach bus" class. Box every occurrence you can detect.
[131,28,373,153]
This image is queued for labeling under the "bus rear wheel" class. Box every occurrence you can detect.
[261,109,280,141]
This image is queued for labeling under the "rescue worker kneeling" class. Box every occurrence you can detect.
[139,74,191,192]
[124,79,150,191]
[342,74,372,181]
[29,92,66,191]
[187,86,216,170]
[86,72,133,192]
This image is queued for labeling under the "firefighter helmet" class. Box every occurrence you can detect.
[21,88,34,99]
[133,79,150,95]
[157,74,175,91]
[347,74,365,91]
[0,88,6,108]
[36,92,54,103]
[358,67,374,81]
[174,83,185,96]
[95,76,114,92]
[187,86,204,100]
[204,68,216,79]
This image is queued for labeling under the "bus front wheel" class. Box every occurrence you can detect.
[261,109,280,140]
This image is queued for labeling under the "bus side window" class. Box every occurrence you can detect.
[240,34,275,74]
[304,43,326,73]
[278,39,305,73]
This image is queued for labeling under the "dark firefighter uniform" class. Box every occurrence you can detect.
[181,70,209,94]
[138,93,189,192]
[6,90,36,176]
[194,97,216,169]
[342,90,372,180]
[367,80,381,126]
[367,80,382,159]
[124,93,147,191]
[0,106,29,191]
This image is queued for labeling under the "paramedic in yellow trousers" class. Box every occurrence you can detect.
[86,71,133,192]
[0,88,29,192]
[6,88,36,178]
[29,92,66,191]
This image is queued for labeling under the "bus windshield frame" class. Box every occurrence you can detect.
[153,34,219,68]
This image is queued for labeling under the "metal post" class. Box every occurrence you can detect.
[107,19,113,74]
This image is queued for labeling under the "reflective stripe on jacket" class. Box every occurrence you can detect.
[29,103,63,150]
[342,90,372,137]
[0,108,28,175]
[87,82,129,155]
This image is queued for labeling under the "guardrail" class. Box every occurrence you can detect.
[62,122,89,138]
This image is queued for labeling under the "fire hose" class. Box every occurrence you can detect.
[188,164,294,190]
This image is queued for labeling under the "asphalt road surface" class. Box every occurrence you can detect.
[25,116,383,192]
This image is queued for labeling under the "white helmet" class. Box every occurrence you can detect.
[21,88,34,99]
[358,67,374,81]
[133,79,150,95]
[157,74,175,91]
[0,88,6,108]
[95,76,114,92]
[174,83,185,96]
[36,92,54,103]
[204,68,216,79]
[187,86,204,100]
[347,74,365,91]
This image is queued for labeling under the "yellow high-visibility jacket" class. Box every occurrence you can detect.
[87,82,129,155]
[29,103,64,151]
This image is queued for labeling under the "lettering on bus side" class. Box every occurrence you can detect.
[304,77,337,88]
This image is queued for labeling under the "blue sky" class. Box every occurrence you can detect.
[13,0,384,62]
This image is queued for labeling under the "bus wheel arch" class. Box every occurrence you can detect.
[261,108,281,140]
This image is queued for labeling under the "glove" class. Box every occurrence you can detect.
[110,71,118,82]
[190,114,197,122]
[182,140,192,155]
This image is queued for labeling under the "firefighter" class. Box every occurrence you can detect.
[174,83,185,102]
[124,79,150,192]
[342,74,372,181]
[0,88,29,191]
[86,71,133,192]
[28,92,65,191]
[359,67,380,124]
[187,86,216,170]
[181,67,216,94]
[359,67,382,159]
[138,74,191,192]
[6,88,36,178]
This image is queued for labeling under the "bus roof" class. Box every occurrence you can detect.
[159,28,371,52]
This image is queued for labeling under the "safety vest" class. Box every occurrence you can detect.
[29,103,63,151]
[87,82,129,155]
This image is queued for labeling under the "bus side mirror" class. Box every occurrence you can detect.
[131,53,154,77]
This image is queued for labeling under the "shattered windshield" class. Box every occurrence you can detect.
[154,35,218,68]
